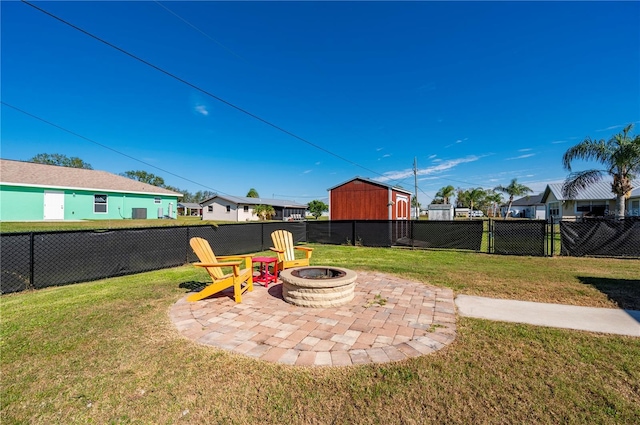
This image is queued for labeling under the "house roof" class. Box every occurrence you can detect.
[201,194,307,209]
[0,159,182,197]
[541,180,640,203]
[327,176,413,195]
[508,193,544,207]
[178,202,202,209]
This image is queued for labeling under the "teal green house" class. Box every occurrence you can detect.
[0,159,182,221]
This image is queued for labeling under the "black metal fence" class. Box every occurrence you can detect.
[0,222,305,295]
[2,218,638,295]
[559,217,640,257]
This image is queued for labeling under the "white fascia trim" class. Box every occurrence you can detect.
[0,182,182,197]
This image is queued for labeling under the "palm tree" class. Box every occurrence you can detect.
[246,188,259,198]
[484,190,503,217]
[562,124,640,219]
[253,204,275,220]
[466,187,485,214]
[435,185,456,204]
[494,178,533,219]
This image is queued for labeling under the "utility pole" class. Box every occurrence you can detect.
[413,157,419,219]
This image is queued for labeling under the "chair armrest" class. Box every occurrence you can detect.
[216,254,254,260]
[270,247,284,253]
[294,246,314,252]
[193,261,242,268]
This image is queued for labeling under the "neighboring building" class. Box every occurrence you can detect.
[428,204,454,220]
[200,195,307,221]
[541,180,640,220]
[177,202,203,217]
[500,193,546,220]
[0,159,182,221]
[328,177,412,220]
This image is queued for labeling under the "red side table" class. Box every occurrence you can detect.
[251,256,278,287]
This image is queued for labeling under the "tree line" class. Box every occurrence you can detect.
[431,179,533,218]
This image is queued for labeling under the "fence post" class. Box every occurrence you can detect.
[352,221,356,246]
[28,232,35,290]
[551,217,555,257]
[487,218,493,254]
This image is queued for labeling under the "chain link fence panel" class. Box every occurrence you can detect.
[560,218,640,257]
[0,233,31,294]
[307,221,354,245]
[411,221,484,251]
[492,220,546,256]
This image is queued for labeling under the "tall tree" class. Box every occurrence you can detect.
[246,188,259,198]
[562,123,640,219]
[494,178,533,219]
[466,187,486,213]
[307,200,328,219]
[30,153,93,169]
[121,170,165,187]
[435,185,456,204]
[483,190,504,217]
[455,188,469,208]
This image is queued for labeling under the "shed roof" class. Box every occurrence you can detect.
[541,180,640,203]
[201,194,307,209]
[327,177,413,195]
[0,159,182,197]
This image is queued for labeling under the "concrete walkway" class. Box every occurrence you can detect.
[456,295,640,337]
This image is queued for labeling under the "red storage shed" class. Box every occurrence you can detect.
[328,177,412,220]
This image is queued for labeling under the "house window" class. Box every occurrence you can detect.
[576,201,607,216]
[154,197,161,204]
[226,205,231,213]
[94,194,107,213]
[548,202,560,217]
[208,206,213,212]
[629,200,640,216]
[243,205,249,212]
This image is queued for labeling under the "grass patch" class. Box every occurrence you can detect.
[2,246,639,423]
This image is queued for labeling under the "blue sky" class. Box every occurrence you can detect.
[2,1,639,205]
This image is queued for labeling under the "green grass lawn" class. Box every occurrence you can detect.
[2,245,639,424]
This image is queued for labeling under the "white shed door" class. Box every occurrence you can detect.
[44,191,64,220]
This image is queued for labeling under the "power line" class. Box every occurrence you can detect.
[153,0,252,66]
[20,0,386,180]
[1,101,230,196]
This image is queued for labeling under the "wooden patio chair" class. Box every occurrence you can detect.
[187,237,253,303]
[270,230,313,271]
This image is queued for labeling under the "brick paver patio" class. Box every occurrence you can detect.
[169,271,457,366]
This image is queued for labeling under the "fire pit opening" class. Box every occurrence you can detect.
[291,267,346,279]
[280,266,357,308]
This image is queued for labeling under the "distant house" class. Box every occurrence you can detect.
[541,180,640,220]
[500,194,546,220]
[328,177,412,220]
[200,195,307,221]
[177,202,203,217]
[0,158,182,221]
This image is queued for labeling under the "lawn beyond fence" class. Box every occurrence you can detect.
[2,246,639,424]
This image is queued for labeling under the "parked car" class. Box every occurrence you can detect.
[470,210,484,217]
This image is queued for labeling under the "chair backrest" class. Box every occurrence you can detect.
[190,237,223,279]
[271,230,295,262]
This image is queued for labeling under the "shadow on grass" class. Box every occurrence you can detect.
[178,281,244,302]
[578,276,640,311]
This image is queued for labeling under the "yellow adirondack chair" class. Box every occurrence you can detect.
[187,237,253,303]
[270,230,313,271]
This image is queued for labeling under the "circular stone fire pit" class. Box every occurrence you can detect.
[280,266,357,308]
